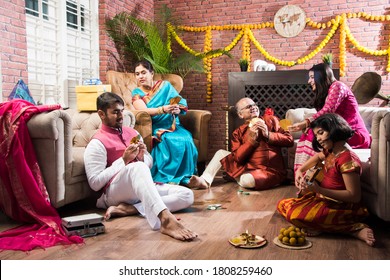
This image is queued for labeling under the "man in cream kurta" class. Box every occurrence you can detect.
[84,92,197,241]
[189,97,294,190]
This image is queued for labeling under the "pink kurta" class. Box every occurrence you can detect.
[294,81,371,172]
[310,81,371,148]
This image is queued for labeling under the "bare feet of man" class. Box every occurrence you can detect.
[104,202,138,220]
[188,175,209,189]
[352,227,375,246]
[159,209,198,241]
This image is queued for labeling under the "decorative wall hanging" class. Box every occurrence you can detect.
[274,5,306,38]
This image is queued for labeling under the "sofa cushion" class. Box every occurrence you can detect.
[71,111,102,147]
[285,108,316,139]
[353,148,371,187]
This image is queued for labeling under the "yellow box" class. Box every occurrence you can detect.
[75,84,111,111]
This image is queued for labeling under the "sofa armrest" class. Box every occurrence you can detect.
[27,109,72,207]
[367,110,390,220]
[131,109,153,152]
[358,106,390,133]
[179,109,212,163]
[28,109,71,140]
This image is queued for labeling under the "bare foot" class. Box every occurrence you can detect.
[104,203,138,220]
[159,209,198,241]
[188,175,209,189]
[352,227,375,246]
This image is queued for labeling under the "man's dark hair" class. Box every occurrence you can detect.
[311,113,354,152]
[96,92,124,112]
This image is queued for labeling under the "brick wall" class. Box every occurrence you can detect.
[99,0,155,79]
[152,0,390,159]
[0,0,28,97]
[1,1,389,161]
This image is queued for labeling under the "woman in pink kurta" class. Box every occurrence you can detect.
[290,63,370,176]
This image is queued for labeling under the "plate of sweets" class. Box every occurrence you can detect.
[273,226,312,250]
[229,230,267,249]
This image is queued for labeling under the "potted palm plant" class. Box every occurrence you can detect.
[106,9,230,78]
[239,58,249,72]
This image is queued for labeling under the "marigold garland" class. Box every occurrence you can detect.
[243,27,251,71]
[339,14,347,77]
[167,13,390,103]
[204,27,213,102]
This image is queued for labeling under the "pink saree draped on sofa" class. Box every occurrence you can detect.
[0,99,83,251]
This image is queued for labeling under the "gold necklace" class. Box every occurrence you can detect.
[142,81,155,93]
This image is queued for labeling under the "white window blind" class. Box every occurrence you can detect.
[25,0,99,107]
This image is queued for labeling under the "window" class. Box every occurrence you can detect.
[26,0,85,29]
[66,1,85,31]
[25,0,99,106]
[25,0,48,20]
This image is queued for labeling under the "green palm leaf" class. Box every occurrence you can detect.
[106,10,231,77]
[129,17,171,71]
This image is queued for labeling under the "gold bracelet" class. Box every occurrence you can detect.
[157,106,163,115]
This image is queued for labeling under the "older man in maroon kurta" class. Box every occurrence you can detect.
[189,97,294,190]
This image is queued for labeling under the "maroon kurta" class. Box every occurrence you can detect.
[221,115,293,190]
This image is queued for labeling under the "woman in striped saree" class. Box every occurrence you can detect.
[277,113,375,246]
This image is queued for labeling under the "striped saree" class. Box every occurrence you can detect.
[278,150,370,233]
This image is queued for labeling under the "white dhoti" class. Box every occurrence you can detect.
[97,161,194,230]
[200,149,256,188]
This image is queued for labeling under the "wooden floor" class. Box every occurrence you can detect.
[1,178,389,260]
